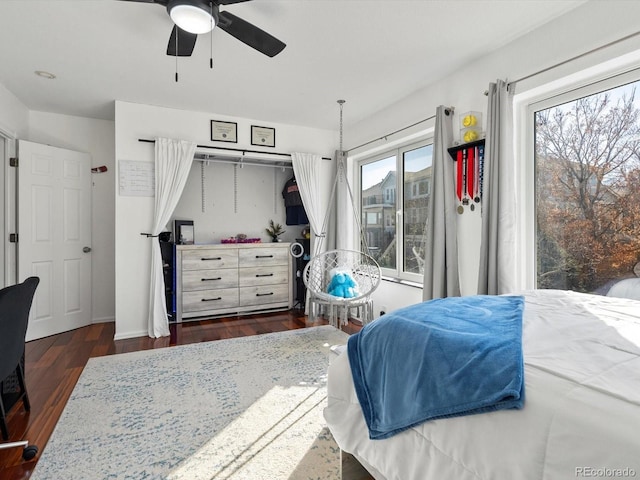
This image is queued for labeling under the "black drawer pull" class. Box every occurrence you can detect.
[201,257,222,261]
[201,297,222,302]
[201,277,222,281]
[256,292,274,297]
[255,273,274,277]
[255,255,274,258]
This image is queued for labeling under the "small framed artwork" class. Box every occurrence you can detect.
[251,125,276,147]
[174,220,194,245]
[211,120,238,143]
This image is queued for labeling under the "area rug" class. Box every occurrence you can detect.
[32,326,349,480]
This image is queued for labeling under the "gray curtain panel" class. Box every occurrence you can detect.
[422,106,460,300]
[335,149,353,251]
[477,80,517,295]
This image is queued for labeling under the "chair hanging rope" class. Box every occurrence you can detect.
[313,101,373,258]
[303,100,382,328]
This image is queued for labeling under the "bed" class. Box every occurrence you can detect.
[324,289,640,480]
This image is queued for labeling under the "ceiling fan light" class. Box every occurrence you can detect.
[170,3,214,34]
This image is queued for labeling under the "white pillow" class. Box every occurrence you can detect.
[606,278,640,301]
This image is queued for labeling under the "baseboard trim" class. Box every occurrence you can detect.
[92,316,115,324]
[113,329,149,341]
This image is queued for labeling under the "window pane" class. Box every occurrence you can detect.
[535,81,640,293]
[403,145,433,274]
[361,156,396,269]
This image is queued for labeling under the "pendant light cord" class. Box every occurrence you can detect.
[210,1,214,69]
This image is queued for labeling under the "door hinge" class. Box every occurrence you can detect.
[9,233,18,243]
[9,157,18,167]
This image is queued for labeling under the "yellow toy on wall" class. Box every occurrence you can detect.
[460,111,482,144]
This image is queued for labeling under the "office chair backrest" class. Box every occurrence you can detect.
[0,277,39,383]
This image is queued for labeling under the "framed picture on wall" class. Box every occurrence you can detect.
[211,120,238,143]
[251,125,276,147]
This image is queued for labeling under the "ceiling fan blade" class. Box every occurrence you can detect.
[217,0,252,4]
[167,25,198,56]
[218,11,285,57]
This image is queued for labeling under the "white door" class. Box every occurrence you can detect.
[18,140,92,341]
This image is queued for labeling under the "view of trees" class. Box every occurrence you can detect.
[535,84,640,292]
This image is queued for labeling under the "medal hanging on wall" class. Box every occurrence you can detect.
[466,146,475,211]
[473,146,481,204]
[456,149,464,214]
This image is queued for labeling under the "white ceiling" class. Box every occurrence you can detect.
[0,0,586,131]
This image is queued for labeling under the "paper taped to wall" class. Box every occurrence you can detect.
[119,160,154,197]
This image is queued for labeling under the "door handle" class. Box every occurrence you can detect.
[83,246,92,253]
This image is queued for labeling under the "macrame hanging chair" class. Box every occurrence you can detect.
[303,100,381,328]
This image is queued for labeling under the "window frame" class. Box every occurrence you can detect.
[521,67,640,290]
[357,138,433,283]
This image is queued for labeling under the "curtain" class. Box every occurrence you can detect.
[148,137,196,338]
[335,150,354,251]
[291,152,327,255]
[422,106,460,300]
[477,80,517,295]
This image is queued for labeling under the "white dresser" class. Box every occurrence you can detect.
[175,243,293,322]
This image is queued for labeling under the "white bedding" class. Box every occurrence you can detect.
[324,290,640,480]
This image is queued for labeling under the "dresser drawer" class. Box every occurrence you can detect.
[239,265,288,287]
[240,283,289,307]
[238,246,289,267]
[181,248,238,271]
[182,269,238,291]
[182,287,239,313]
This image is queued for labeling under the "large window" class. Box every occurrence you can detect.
[360,141,433,281]
[533,76,640,293]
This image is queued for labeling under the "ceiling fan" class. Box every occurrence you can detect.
[119,0,286,58]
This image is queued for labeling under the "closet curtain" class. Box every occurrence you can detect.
[422,106,460,300]
[477,80,517,295]
[148,137,196,338]
[291,152,327,255]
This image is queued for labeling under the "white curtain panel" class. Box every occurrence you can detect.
[422,106,461,300]
[291,152,327,254]
[148,137,196,338]
[477,80,517,295]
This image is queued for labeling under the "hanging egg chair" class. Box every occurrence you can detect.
[303,249,381,327]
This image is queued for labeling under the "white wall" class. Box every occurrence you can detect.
[0,88,116,324]
[114,101,336,339]
[28,111,116,323]
[173,161,299,245]
[0,82,28,139]
[347,0,640,307]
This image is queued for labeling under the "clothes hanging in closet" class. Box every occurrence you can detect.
[282,176,309,225]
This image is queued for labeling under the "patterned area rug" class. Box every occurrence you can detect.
[32,326,349,480]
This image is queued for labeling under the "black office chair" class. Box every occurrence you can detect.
[0,276,40,460]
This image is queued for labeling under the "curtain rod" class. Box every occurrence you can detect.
[508,29,640,88]
[346,107,453,153]
[138,138,331,161]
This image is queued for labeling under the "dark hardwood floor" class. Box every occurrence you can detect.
[0,310,364,480]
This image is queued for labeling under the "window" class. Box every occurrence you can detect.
[359,140,433,280]
[533,76,640,293]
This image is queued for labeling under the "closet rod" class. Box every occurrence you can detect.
[138,138,331,161]
[194,155,292,169]
[347,107,453,153]
[508,29,640,88]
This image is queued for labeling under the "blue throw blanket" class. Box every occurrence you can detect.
[347,295,525,439]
